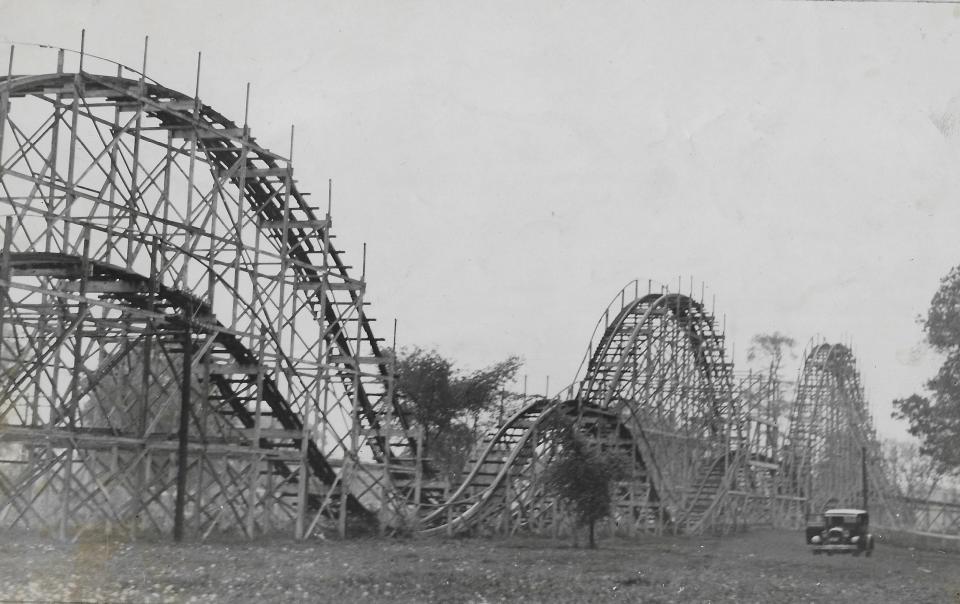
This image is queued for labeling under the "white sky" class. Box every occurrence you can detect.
[4,0,960,440]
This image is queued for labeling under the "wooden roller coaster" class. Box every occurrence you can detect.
[1,44,956,542]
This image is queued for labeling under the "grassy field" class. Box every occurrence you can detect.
[0,528,957,603]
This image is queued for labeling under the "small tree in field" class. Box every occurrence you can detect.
[542,417,628,548]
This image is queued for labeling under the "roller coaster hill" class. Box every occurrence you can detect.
[0,45,958,543]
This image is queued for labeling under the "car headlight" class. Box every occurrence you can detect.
[811,535,821,544]
[851,536,859,544]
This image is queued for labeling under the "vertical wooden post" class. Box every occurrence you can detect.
[247,329,267,539]
[173,300,193,542]
[59,229,90,540]
[296,393,312,540]
[379,319,398,536]
[272,128,294,538]
[134,239,158,538]
[0,216,11,380]
[304,192,334,539]
[502,466,512,536]
[340,243,367,539]
[196,347,209,536]
[0,47,9,159]
[530,422,539,514]
[265,464,274,535]
[413,425,423,532]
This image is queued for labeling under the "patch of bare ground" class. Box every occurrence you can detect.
[0,528,956,603]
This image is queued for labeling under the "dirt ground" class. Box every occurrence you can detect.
[0,528,956,603]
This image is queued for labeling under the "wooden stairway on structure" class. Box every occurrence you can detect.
[676,449,747,534]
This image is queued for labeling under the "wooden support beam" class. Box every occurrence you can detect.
[173,302,192,542]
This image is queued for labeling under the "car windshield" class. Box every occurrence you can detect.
[826,515,858,527]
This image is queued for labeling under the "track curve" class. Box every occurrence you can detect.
[1,252,374,513]
[419,283,745,535]
[0,61,410,537]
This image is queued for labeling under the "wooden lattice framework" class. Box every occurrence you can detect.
[0,44,416,541]
[419,280,776,537]
[784,340,902,526]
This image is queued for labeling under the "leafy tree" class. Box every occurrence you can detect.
[881,439,944,501]
[746,331,795,422]
[747,331,796,378]
[393,346,522,479]
[542,416,628,548]
[892,266,960,474]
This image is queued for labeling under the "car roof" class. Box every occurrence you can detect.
[824,508,867,515]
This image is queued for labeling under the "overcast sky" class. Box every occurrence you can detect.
[4,0,960,440]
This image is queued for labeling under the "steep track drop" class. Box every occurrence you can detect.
[0,53,411,538]
[420,282,746,536]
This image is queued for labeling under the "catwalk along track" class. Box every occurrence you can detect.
[420,282,805,537]
[0,47,419,540]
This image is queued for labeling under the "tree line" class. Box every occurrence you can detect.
[892,265,960,482]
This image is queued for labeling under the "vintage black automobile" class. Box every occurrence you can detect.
[805,508,874,556]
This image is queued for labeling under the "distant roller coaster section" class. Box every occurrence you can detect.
[0,45,418,540]
[421,283,960,539]
[420,281,806,536]
[783,340,960,535]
